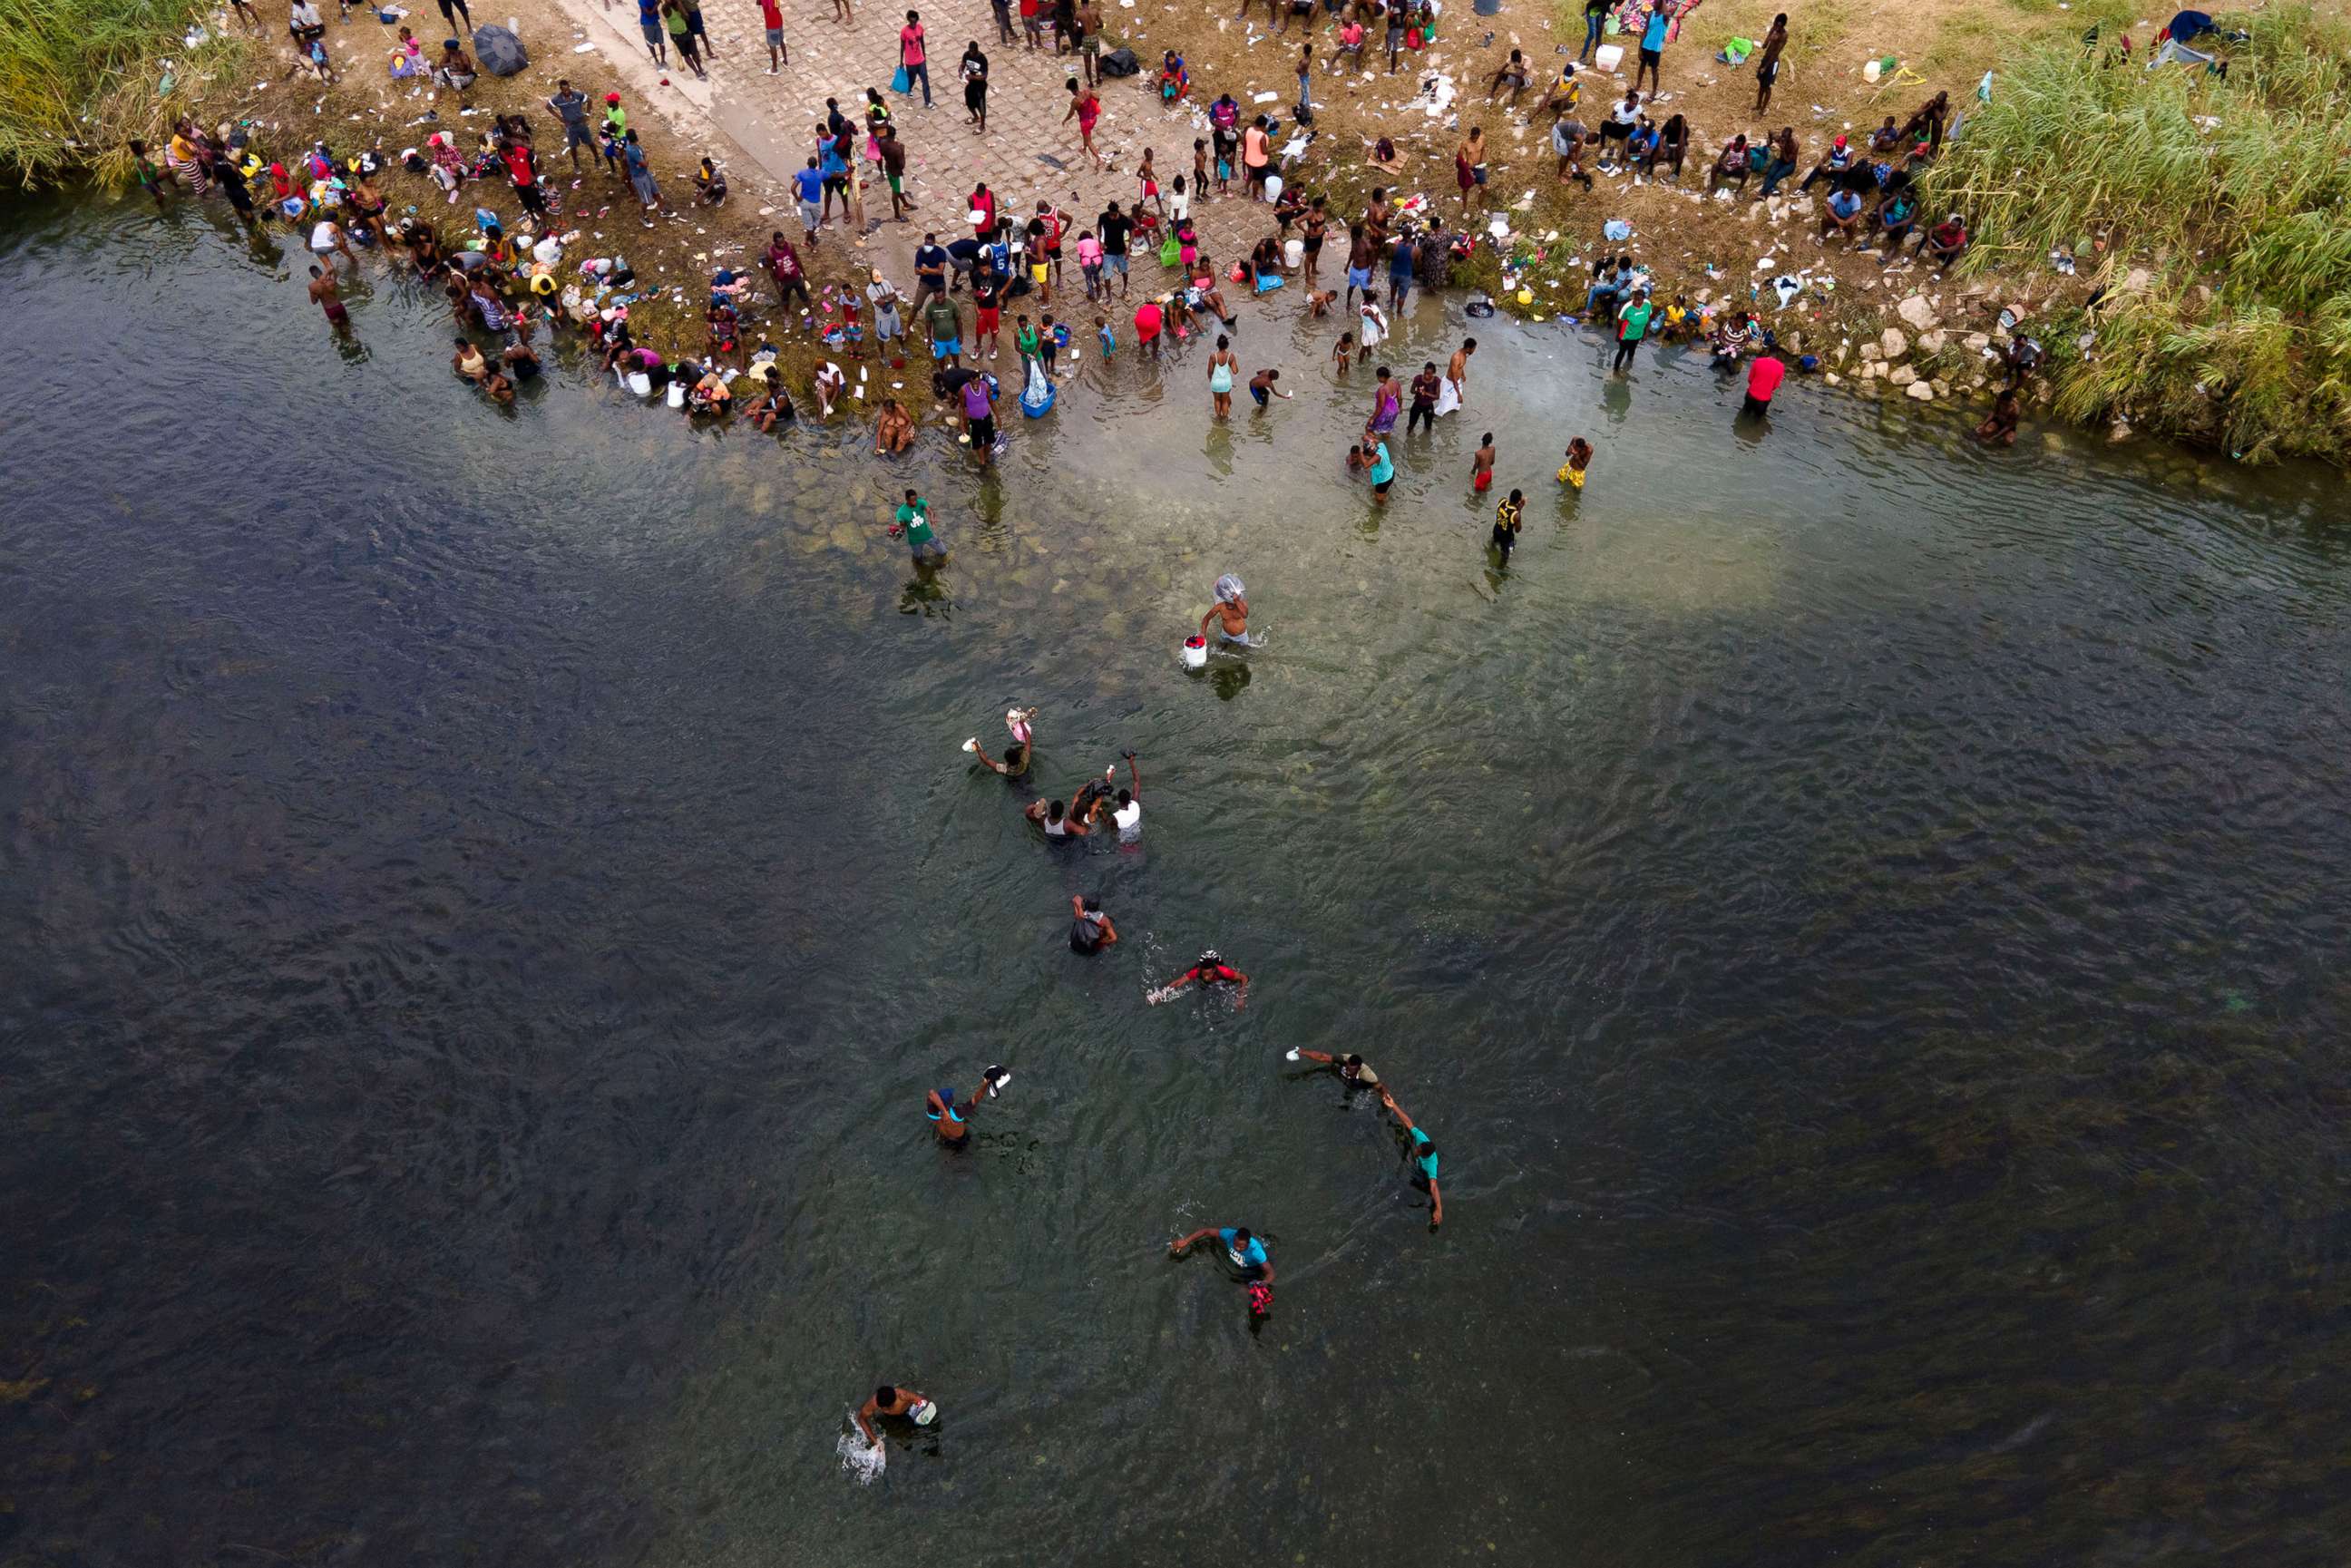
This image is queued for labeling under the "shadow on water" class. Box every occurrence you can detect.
[2,191,2349,1567]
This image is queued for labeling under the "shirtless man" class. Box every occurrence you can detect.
[925,1066,1008,1144]
[855,1384,938,1448]
[1147,950,1248,1007]
[1446,337,1478,407]
[1199,573,1250,648]
[307,264,351,331]
[1287,1048,1380,1088]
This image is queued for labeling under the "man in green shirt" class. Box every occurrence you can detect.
[894,488,944,561]
[924,293,964,368]
[1612,287,1653,375]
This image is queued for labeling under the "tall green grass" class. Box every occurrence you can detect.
[1927,3,2351,461]
[0,0,247,184]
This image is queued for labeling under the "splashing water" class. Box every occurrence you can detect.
[836,1417,886,1486]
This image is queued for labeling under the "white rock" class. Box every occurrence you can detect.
[1919,328,1946,354]
[1888,365,1917,386]
[1905,380,1936,401]
[1880,326,1907,357]
[1896,293,1936,329]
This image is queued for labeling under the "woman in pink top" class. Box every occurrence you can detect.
[1076,229,1104,297]
[899,9,932,107]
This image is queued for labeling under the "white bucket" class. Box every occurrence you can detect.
[1283,238,1303,268]
[1595,42,1624,72]
[665,380,686,409]
[1182,636,1208,670]
[1262,173,1283,205]
[626,371,652,396]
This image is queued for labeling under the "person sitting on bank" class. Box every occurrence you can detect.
[435,38,478,92]
[1917,211,1968,271]
[1706,132,1751,193]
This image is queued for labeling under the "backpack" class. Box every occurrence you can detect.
[1100,45,1140,76]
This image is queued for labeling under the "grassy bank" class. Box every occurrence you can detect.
[0,0,248,184]
[1927,4,2351,461]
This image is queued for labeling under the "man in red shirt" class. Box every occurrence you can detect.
[1742,351,1785,417]
[503,142,544,223]
[759,0,786,70]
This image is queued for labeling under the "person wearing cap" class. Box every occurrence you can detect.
[1379,1090,1444,1227]
[1800,131,1856,192]
[434,38,477,93]
[923,1067,1006,1144]
[856,1385,937,1447]
[1148,951,1248,1007]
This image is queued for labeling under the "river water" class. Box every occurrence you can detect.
[5,194,2347,1566]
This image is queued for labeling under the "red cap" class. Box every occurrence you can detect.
[605,92,621,103]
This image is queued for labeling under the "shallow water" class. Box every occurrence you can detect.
[4,194,2348,1567]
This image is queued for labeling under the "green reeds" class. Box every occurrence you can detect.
[0,0,247,184]
[1927,3,2351,460]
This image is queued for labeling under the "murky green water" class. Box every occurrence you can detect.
[4,193,2347,1566]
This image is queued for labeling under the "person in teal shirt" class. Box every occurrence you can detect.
[894,487,944,560]
[1635,0,1670,94]
[1169,1223,1276,1317]
[1380,1089,1445,1227]
[1612,287,1654,375]
[1360,436,1396,499]
[1170,1224,1273,1279]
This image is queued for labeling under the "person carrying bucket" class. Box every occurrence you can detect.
[1200,574,1250,648]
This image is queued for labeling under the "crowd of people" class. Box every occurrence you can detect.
[128,0,2039,1473]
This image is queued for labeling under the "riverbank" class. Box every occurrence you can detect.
[36,0,2351,460]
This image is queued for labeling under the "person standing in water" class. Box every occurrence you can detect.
[1207,334,1239,419]
[1199,573,1250,647]
[1490,488,1525,565]
[856,1385,938,1448]
[965,706,1037,775]
[1069,893,1118,952]
[307,265,352,332]
[1168,1225,1275,1317]
[1106,749,1142,841]
[1287,1048,1380,1088]
[1469,430,1496,494]
[925,1066,1009,1144]
[1380,1088,1444,1227]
